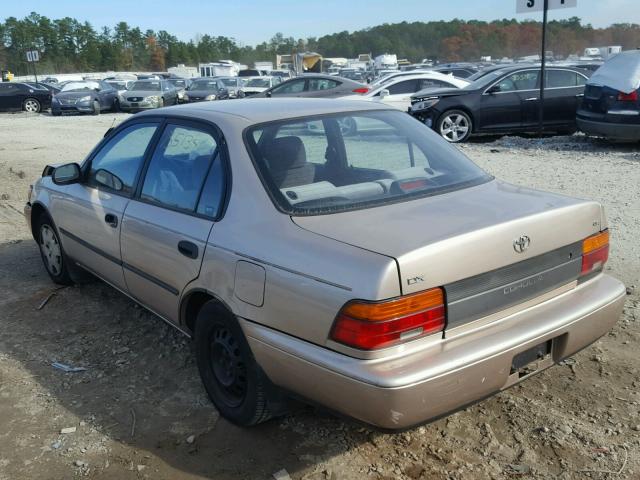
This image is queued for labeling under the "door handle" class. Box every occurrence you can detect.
[575,93,584,97]
[178,240,199,259]
[104,213,118,228]
[524,97,538,101]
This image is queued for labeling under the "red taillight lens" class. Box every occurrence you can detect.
[581,230,609,276]
[352,87,370,94]
[617,90,638,102]
[330,288,445,350]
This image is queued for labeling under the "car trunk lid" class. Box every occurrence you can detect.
[293,180,604,330]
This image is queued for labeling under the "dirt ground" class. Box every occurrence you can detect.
[0,112,639,480]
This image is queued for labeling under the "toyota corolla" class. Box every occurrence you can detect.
[25,99,625,429]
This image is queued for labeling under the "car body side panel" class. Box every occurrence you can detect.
[120,200,214,323]
[41,181,129,290]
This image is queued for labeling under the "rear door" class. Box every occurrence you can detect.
[268,78,306,97]
[305,78,341,98]
[120,120,226,323]
[54,121,160,290]
[538,69,587,127]
[0,83,23,110]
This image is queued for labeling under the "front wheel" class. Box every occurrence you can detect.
[36,214,73,285]
[23,98,41,113]
[112,99,120,112]
[195,301,286,426]
[92,100,100,115]
[437,110,472,143]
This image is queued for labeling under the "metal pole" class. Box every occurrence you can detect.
[33,60,38,84]
[539,0,548,135]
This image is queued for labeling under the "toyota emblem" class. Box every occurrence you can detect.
[513,235,531,253]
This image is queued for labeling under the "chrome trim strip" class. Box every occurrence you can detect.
[208,243,352,291]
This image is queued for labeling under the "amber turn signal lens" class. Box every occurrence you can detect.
[581,230,609,276]
[330,288,446,350]
[582,230,609,254]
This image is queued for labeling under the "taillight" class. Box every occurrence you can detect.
[352,87,370,94]
[330,287,445,350]
[581,230,609,276]
[617,90,638,102]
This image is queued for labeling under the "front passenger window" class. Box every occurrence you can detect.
[88,123,159,194]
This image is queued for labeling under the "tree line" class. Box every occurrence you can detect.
[1,12,639,75]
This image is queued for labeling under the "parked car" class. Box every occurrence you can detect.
[238,69,262,77]
[183,78,229,103]
[119,79,178,112]
[242,76,282,96]
[370,69,434,87]
[255,74,368,98]
[432,66,479,79]
[270,70,293,80]
[345,72,469,111]
[166,78,190,103]
[577,50,640,141]
[216,77,246,98]
[105,79,135,96]
[25,98,624,429]
[410,66,591,142]
[24,81,62,95]
[51,80,118,116]
[0,82,51,113]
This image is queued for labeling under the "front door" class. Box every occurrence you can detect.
[478,70,540,131]
[0,83,22,110]
[120,121,226,323]
[54,121,160,290]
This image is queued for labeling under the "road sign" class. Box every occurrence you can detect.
[26,50,39,63]
[516,0,576,13]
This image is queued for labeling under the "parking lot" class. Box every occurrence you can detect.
[0,112,639,479]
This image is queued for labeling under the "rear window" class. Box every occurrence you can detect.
[245,110,491,215]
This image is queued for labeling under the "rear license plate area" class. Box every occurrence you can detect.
[510,340,552,379]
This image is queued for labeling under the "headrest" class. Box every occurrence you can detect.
[264,136,307,171]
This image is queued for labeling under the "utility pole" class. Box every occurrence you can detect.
[539,0,549,135]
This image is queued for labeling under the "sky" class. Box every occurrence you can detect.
[2,0,639,45]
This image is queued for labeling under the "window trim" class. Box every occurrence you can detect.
[132,117,231,222]
[482,68,589,95]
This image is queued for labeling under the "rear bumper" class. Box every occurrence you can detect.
[577,117,640,140]
[243,274,625,429]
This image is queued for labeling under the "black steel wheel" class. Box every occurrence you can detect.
[195,300,286,426]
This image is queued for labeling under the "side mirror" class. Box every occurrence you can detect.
[379,89,390,98]
[52,163,82,185]
[486,85,501,94]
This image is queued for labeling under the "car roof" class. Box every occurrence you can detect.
[136,98,392,124]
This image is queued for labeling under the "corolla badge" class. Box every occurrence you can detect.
[513,235,531,253]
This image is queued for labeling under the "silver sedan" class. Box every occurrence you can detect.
[24,99,625,429]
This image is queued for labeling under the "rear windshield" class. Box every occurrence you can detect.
[245,110,491,216]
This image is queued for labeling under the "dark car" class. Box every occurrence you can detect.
[25,82,62,95]
[183,78,229,103]
[255,74,367,98]
[52,80,118,116]
[0,82,52,113]
[576,51,640,141]
[432,65,480,79]
[409,66,590,142]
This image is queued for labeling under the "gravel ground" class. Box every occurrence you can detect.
[0,112,638,480]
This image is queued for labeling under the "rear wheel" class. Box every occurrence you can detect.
[23,98,41,113]
[195,301,286,426]
[438,110,472,143]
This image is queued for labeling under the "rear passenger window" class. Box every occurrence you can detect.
[546,70,580,88]
[308,79,339,91]
[141,125,218,213]
[88,123,159,194]
[388,80,417,95]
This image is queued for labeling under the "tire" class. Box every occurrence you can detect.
[195,301,286,426]
[23,98,41,113]
[338,116,358,136]
[112,99,120,112]
[159,97,165,108]
[35,213,73,285]
[437,110,472,143]
[51,110,61,117]
[92,100,100,115]
[237,90,246,99]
